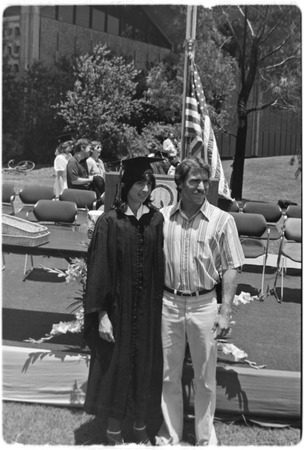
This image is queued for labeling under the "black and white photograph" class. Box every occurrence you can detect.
[2,1,301,446]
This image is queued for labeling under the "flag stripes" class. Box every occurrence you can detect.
[185,64,231,200]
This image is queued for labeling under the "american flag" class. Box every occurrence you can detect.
[185,64,231,200]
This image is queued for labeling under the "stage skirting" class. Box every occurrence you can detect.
[2,345,301,422]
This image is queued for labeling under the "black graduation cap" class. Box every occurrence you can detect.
[121,156,162,182]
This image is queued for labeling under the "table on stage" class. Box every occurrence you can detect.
[3,225,89,259]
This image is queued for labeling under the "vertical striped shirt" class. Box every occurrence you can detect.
[160,200,245,292]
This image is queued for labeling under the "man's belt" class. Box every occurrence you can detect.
[164,286,213,297]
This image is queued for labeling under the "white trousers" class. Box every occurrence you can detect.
[159,290,218,445]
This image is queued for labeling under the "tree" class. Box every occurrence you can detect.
[137,7,238,152]
[2,65,24,162]
[213,5,301,199]
[194,7,239,135]
[144,54,183,125]
[55,44,141,162]
[2,57,74,163]
[22,58,75,162]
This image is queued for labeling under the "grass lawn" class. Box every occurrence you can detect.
[2,155,302,446]
[2,154,302,206]
[2,402,301,446]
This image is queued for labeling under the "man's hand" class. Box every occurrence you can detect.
[98,312,115,343]
[212,268,237,339]
[212,311,231,340]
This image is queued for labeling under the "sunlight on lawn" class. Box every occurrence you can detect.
[221,155,301,205]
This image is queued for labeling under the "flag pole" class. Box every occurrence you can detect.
[181,5,197,160]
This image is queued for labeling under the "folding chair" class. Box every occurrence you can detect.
[217,198,240,212]
[230,211,269,299]
[60,188,97,226]
[59,188,97,210]
[17,185,55,221]
[285,205,301,219]
[2,182,16,215]
[243,201,283,240]
[23,199,78,280]
[230,200,240,212]
[272,218,301,303]
[279,204,301,241]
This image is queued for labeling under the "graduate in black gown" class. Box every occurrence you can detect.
[84,157,164,445]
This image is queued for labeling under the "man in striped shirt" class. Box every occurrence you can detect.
[157,157,244,446]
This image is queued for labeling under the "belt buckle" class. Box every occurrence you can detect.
[180,290,192,296]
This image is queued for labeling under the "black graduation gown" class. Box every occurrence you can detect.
[83,207,164,426]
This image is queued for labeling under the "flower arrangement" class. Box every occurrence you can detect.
[25,258,265,369]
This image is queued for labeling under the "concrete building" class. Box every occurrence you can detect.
[3,5,173,73]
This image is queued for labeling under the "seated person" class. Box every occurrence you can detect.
[67,138,93,190]
[86,141,105,199]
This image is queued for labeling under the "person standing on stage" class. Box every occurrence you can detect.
[86,140,106,201]
[157,157,244,445]
[162,132,177,157]
[84,156,164,445]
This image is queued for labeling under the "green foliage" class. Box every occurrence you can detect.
[2,57,75,164]
[55,45,141,161]
[55,42,236,163]
[22,60,74,162]
[144,59,183,124]
[128,122,181,157]
[214,5,301,111]
[195,41,238,133]
[2,65,25,162]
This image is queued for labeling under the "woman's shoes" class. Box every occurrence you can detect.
[107,425,152,445]
[106,429,124,445]
[133,425,152,445]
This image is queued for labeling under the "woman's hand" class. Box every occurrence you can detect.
[98,311,115,343]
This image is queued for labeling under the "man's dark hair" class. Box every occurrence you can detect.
[74,138,91,154]
[175,157,210,191]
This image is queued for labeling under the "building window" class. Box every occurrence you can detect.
[76,6,90,28]
[92,8,105,32]
[107,15,119,35]
[3,27,12,37]
[12,43,20,56]
[58,6,74,24]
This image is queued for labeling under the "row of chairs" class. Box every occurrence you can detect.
[3,185,301,298]
[229,201,301,302]
[2,182,98,226]
[2,183,99,279]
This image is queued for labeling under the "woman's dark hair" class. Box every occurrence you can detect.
[113,170,156,213]
[175,157,210,192]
